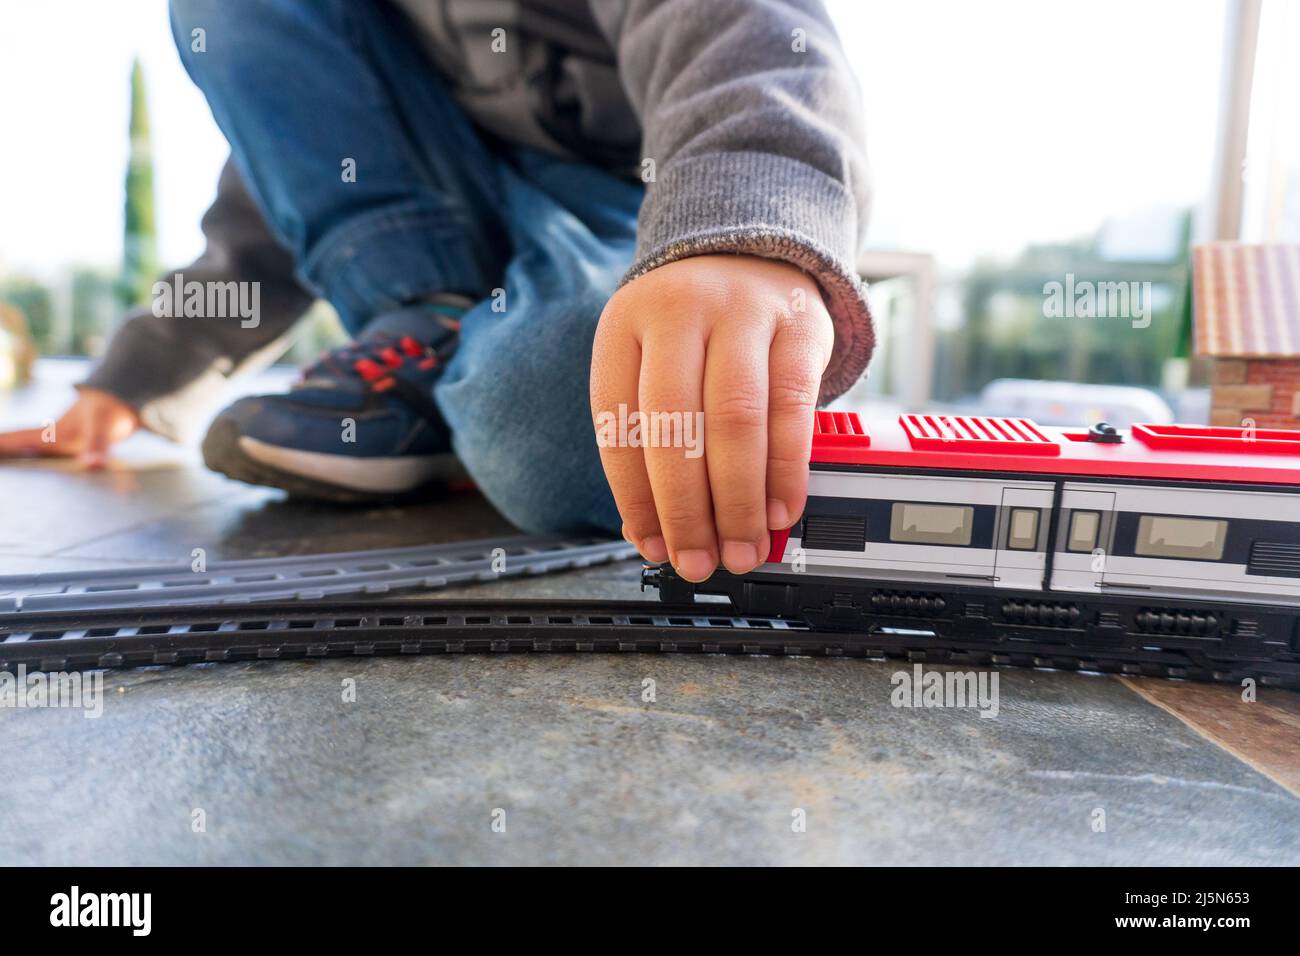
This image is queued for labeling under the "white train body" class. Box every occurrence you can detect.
[784,470,1300,607]
[653,414,1300,680]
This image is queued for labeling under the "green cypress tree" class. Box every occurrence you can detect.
[120,57,158,307]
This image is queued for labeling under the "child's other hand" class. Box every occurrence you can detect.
[0,387,140,468]
[590,254,833,582]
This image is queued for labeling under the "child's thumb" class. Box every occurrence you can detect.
[77,408,117,470]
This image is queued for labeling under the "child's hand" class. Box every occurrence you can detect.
[590,254,833,582]
[0,387,140,467]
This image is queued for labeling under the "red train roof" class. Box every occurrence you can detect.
[811,413,1300,486]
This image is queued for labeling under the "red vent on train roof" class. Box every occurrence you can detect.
[813,411,870,448]
[1131,423,1300,456]
[900,414,1061,456]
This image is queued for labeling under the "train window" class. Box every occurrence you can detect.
[1007,508,1039,551]
[1134,516,1228,561]
[1066,511,1101,552]
[889,503,974,546]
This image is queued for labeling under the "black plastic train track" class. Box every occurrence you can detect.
[2,597,1297,688]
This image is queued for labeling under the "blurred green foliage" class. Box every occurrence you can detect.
[932,221,1194,401]
[120,57,159,308]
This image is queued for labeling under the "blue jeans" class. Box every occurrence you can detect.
[169,0,638,534]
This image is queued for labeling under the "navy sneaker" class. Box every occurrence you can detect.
[202,304,468,501]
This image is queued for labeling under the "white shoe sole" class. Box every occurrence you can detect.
[237,436,466,494]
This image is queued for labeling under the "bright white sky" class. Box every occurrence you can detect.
[0,0,1226,278]
[0,0,227,279]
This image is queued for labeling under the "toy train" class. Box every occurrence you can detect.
[645,412,1300,673]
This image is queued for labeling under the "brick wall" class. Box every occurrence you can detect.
[1209,358,1300,429]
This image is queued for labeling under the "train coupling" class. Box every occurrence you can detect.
[640,564,663,593]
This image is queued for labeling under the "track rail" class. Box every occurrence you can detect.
[2,597,1296,687]
[0,536,635,612]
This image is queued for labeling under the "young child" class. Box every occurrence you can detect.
[1,0,872,586]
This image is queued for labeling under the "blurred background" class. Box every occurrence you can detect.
[1,0,1297,428]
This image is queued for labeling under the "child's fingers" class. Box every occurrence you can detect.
[590,326,665,562]
[702,321,770,574]
[765,323,826,532]
[77,403,117,469]
[0,427,53,458]
[638,321,716,583]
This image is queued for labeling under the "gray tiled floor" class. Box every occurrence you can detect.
[1,362,1297,865]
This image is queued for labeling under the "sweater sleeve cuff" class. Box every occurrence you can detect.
[80,308,194,410]
[80,308,297,443]
[623,151,874,404]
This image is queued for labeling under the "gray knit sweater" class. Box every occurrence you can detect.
[86,0,872,439]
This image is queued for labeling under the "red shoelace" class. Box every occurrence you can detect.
[303,335,443,393]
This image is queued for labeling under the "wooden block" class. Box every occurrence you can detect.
[1292,390,1300,418]
[1209,407,1244,427]
[1213,383,1274,410]
[1212,359,1248,385]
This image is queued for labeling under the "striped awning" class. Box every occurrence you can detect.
[1193,243,1300,357]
